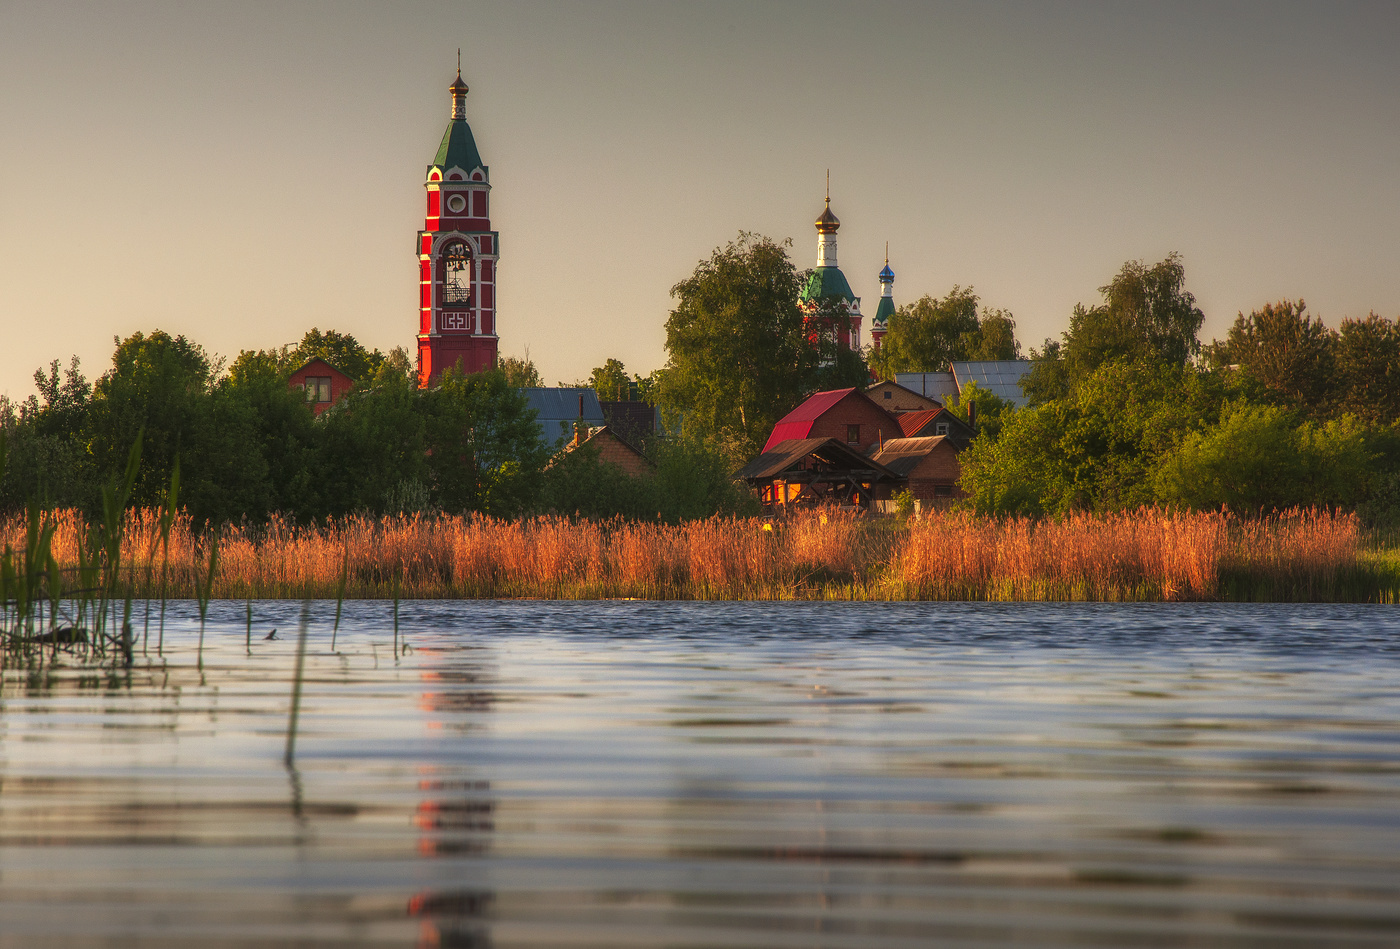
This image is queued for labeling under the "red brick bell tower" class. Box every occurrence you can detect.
[416,64,499,387]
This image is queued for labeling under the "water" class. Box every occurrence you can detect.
[2,601,1400,948]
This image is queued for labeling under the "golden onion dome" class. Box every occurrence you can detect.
[815,201,840,234]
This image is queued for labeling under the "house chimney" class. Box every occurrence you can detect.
[575,393,586,446]
[968,400,977,430]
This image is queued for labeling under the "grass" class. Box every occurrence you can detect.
[4,506,1394,603]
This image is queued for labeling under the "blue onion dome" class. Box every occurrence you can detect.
[879,262,895,282]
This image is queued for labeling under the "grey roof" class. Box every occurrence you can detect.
[949,360,1033,408]
[894,372,959,405]
[523,388,605,446]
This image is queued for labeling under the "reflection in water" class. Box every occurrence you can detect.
[0,600,1399,947]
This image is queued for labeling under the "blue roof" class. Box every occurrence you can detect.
[523,388,606,446]
[949,360,1034,408]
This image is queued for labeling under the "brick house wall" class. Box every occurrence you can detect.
[904,441,965,501]
[804,392,903,454]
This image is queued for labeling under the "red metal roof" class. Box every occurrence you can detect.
[896,408,942,437]
[762,388,858,452]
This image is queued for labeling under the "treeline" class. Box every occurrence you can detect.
[962,255,1400,523]
[0,330,750,525]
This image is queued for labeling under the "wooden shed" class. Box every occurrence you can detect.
[736,438,901,513]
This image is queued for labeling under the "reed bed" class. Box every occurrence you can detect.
[3,507,1389,602]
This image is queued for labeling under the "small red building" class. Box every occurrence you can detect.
[763,388,902,455]
[562,425,653,479]
[895,407,977,447]
[288,358,355,416]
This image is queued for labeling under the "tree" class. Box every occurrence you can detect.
[498,351,542,388]
[589,358,632,401]
[86,331,214,509]
[658,233,814,462]
[958,359,1223,514]
[868,287,1020,380]
[1207,300,1337,411]
[291,328,384,381]
[1023,254,1203,403]
[1154,402,1373,513]
[1334,312,1400,424]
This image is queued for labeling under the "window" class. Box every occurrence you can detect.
[933,484,954,497]
[883,391,892,399]
[304,377,332,403]
[846,424,860,444]
[443,242,472,304]
[935,422,949,436]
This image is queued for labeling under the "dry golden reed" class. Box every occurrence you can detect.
[3,507,1380,602]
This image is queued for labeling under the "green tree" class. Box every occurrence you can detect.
[291,328,384,381]
[943,380,1014,443]
[589,358,632,401]
[1154,402,1373,513]
[498,351,542,388]
[959,359,1223,514]
[869,287,1020,380]
[658,232,814,462]
[85,331,214,509]
[0,357,96,510]
[1334,312,1400,424]
[1207,300,1337,412]
[1024,254,1203,404]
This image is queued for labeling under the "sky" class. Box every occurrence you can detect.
[1,1,1398,398]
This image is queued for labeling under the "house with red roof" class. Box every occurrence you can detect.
[894,407,976,448]
[763,388,903,455]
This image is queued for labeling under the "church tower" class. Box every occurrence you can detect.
[798,176,862,354]
[417,64,499,387]
[870,248,894,351]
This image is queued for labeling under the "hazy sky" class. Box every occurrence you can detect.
[2,1,1397,398]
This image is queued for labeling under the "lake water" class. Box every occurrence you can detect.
[2,601,1399,948]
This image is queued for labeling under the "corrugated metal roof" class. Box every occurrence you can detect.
[523,388,606,446]
[761,388,858,452]
[949,360,1033,407]
[896,409,941,437]
[871,436,950,478]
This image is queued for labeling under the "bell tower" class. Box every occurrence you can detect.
[417,61,499,387]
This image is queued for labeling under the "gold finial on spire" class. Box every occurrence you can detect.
[449,52,469,119]
[815,171,840,234]
[885,241,889,265]
[825,169,830,206]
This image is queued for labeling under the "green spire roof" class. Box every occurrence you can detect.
[872,295,896,326]
[431,120,484,175]
[800,266,857,304]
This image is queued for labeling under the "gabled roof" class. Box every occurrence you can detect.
[735,438,900,482]
[431,119,484,176]
[949,360,1034,408]
[292,357,354,381]
[763,388,858,451]
[523,388,606,445]
[871,436,952,478]
[895,409,941,437]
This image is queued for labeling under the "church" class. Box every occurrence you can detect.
[797,183,894,358]
[415,66,500,387]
